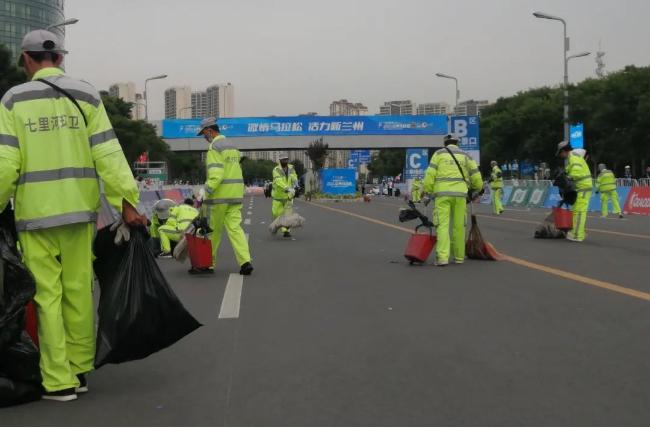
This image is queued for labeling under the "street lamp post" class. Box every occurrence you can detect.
[435,73,459,113]
[533,12,590,142]
[144,74,167,121]
[45,18,79,31]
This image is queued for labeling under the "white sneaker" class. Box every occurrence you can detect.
[42,388,78,402]
[566,233,583,242]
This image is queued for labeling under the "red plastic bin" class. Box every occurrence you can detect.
[185,233,213,269]
[553,207,573,231]
[404,227,436,265]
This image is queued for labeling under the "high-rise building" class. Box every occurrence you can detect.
[164,86,192,119]
[379,100,415,115]
[109,82,146,120]
[454,99,491,116]
[416,102,451,115]
[191,83,235,119]
[191,91,208,118]
[330,99,369,116]
[0,0,65,61]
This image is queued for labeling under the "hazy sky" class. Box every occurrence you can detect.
[65,0,650,120]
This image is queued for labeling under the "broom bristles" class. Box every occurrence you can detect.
[269,213,306,234]
[466,214,501,261]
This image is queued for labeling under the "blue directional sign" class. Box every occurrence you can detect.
[570,123,584,149]
[348,150,372,168]
[404,148,429,179]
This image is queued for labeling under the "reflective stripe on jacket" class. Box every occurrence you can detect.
[596,169,617,193]
[271,163,298,201]
[423,145,483,197]
[566,153,593,191]
[490,166,503,189]
[204,135,245,205]
[169,204,199,232]
[0,67,139,231]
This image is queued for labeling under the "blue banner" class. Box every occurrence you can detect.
[570,123,584,149]
[163,115,449,139]
[404,149,429,179]
[321,168,356,195]
[450,116,480,162]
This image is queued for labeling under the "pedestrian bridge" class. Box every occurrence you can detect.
[155,115,479,155]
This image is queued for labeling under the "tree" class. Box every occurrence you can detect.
[306,137,329,172]
[240,158,276,184]
[0,43,26,98]
[480,65,650,177]
[100,92,171,164]
[368,149,405,179]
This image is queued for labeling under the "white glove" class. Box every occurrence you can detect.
[110,219,131,245]
[287,188,296,199]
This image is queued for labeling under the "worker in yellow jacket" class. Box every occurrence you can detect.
[410,177,423,203]
[158,199,199,257]
[197,117,253,275]
[489,160,504,215]
[271,154,298,238]
[595,163,623,218]
[557,141,593,242]
[0,30,145,401]
[423,135,483,266]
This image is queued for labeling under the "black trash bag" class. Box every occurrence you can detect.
[553,170,577,206]
[93,226,201,368]
[0,205,42,407]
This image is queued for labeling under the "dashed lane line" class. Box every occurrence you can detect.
[307,201,650,303]
[218,274,244,319]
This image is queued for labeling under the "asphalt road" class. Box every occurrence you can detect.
[3,195,650,426]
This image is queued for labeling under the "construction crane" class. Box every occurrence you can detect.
[595,40,606,78]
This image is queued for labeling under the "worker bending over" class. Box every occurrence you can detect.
[158,199,199,257]
[596,163,623,218]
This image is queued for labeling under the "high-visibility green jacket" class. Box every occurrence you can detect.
[490,166,503,189]
[565,153,593,191]
[0,67,139,231]
[271,163,298,201]
[169,204,199,232]
[411,178,423,192]
[423,145,483,197]
[204,134,244,205]
[596,169,617,193]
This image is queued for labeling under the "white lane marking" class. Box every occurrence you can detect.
[245,233,249,241]
[244,218,251,225]
[218,274,243,319]
[247,211,252,215]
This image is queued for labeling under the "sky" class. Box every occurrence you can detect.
[65,0,650,120]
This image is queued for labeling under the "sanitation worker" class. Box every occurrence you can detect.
[271,153,298,238]
[0,30,145,401]
[197,117,253,275]
[488,160,504,215]
[158,198,199,257]
[410,176,423,203]
[595,163,623,219]
[557,141,593,242]
[423,135,483,266]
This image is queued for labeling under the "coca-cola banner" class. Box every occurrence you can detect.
[624,186,650,215]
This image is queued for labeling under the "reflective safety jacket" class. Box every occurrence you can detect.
[0,67,139,231]
[169,204,199,232]
[411,178,423,192]
[271,163,298,202]
[490,166,503,189]
[565,153,593,191]
[204,135,245,205]
[596,169,617,193]
[423,145,483,197]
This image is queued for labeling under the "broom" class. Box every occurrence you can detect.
[465,202,502,260]
[269,213,306,234]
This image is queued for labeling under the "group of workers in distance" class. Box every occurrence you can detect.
[407,135,625,267]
